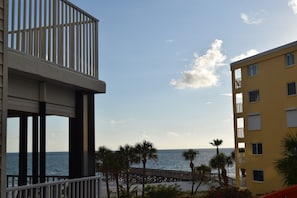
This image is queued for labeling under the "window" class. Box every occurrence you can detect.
[253,170,264,182]
[287,82,296,95]
[247,64,258,76]
[286,109,297,127]
[285,53,295,66]
[249,90,260,102]
[252,143,263,154]
[248,114,261,130]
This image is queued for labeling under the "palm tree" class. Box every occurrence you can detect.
[183,149,198,195]
[110,151,125,198]
[135,140,158,198]
[96,146,112,198]
[210,139,223,182]
[275,132,297,186]
[209,153,232,186]
[119,144,139,198]
[194,164,211,193]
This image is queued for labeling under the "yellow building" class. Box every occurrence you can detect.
[231,41,297,195]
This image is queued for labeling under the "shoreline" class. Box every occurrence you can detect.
[100,181,212,198]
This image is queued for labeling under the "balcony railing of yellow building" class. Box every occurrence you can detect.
[237,127,244,138]
[235,78,242,89]
[236,103,243,113]
[8,0,98,78]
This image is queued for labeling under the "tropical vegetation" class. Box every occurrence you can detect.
[135,140,158,198]
[209,139,223,182]
[275,132,297,186]
[182,149,198,195]
[95,138,245,198]
[209,153,233,186]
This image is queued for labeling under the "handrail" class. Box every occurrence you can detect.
[7,174,69,187]
[8,0,99,78]
[7,176,101,198]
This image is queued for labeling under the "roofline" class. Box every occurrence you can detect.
[231,40,297,67]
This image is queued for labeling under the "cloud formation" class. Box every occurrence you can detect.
[231,49,258,62]
[240,13,264,25]
[170,39,226,89]
[289,0,297,14]
[168,132,180,137]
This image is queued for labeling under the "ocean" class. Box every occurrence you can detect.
[7,148,235,178]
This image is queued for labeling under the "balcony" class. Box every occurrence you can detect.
[7,176,101,198]
[236,103,243,113]
[7,0,105,92]
[237,127,244,139]
[4,0,105,197]
[235,78,242,89]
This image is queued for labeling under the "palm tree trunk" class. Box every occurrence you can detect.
[142,162,146,198]
[191,167,195,195]
[115,173,120,198]
[126,170,130,198]
[105,173,110,198]
[216,147,221,182]
[194,172,205,193]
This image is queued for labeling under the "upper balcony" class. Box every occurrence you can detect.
[7,0,105,93]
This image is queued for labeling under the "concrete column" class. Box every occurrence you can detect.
[32,114,39,184]
[40,102,46,183]
[18,115,28,186]
[69,92,95,178]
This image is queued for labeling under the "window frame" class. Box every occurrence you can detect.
[252,143,263,155]
[247,113,261,131]
[287,82,296,96]
[286,109,297,128]
[249,90,260,102]
[285,52,295,66]
[247,64,258,77]
[253,170,264,182]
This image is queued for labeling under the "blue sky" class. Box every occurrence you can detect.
[7,0,297,152]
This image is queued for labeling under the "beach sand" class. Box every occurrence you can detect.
[99,181,212,198]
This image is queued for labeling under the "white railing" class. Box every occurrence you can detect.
[6,176,101,198]
[235,78,242,89]
[238,152,245,163]
[240,177,247,188]
[236,103,243,113]
[8,0,98,78]
[237,127,244,138]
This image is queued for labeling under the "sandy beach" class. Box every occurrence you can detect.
[99,180,212,198]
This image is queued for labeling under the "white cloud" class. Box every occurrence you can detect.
[165,39,174,43]
[170,39,226,89]
[168,132,180,137]
[240,13,264,25]
[288,0,297,14]
[221,93,232,97]
[205,101,213,105]
[231,49,258,62]
[109,119,125,125]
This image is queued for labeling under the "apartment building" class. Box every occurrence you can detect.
[231,41,297,195]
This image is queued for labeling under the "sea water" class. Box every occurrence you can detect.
[7,148,235,177]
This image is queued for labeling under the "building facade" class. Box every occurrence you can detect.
[231,41,297,195]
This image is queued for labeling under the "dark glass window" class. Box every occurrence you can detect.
[286,53,295,66]
[248,64,258,76]
[287,82,296,95]
[249,90,260,102]
[252,143,262,154]
[253,170,264,181]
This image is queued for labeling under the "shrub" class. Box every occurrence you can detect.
[202,186,252,198]
[144,184,182,198]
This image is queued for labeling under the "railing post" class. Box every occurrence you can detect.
[94,21,98,79]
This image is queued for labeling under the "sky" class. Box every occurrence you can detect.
[7,0,297,152]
